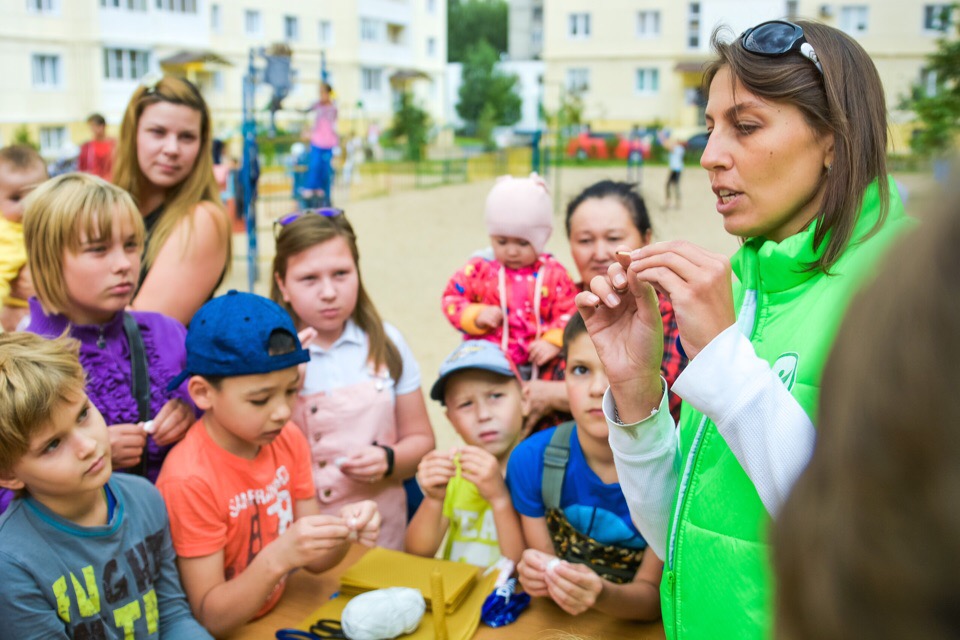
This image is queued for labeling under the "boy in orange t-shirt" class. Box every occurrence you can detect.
[157,291,380,637]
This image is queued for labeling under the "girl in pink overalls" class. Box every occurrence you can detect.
[272,210,435,549]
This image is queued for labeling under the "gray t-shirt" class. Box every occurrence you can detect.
[0,474,211,639]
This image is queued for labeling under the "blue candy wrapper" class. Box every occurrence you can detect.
[480,578,531,627]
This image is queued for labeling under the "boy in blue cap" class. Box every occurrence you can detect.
[405,340,527,567]
[157,291,380,637]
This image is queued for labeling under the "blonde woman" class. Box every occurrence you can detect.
[114,75,231,325]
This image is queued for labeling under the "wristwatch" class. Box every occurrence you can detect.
[375,443,395,477]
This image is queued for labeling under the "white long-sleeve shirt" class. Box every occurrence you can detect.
[605,324,816,563]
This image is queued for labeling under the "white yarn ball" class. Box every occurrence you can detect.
[341,587,426,640]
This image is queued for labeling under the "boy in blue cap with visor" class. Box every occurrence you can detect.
[157,291,380,637]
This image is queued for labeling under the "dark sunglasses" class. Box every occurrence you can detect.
[740,20,823,75]
[273,207,345,238]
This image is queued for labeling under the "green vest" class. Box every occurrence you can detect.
[660,178,912,639]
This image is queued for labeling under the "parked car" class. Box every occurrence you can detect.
[567,131,620,160]
[685,132,710,155]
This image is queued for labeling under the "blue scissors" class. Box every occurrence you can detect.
[275,618,346,640]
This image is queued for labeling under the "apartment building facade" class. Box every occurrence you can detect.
[0,0,447,157]
[542,0,951,148]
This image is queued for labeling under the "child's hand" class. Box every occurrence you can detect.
[416,448,457,501]
[296,327,318,387]
[149,399,193,446]
[338,446,390,484]
[544,559,604,616]
[340,500,381,547]
[274,514,351,572]
[517,548,555,597]
[528,339,561,366]
[475,305,504,331]
[458,446,509,505]
[0,305,28,333]
[108,423,147,470]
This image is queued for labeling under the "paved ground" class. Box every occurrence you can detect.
[223,164,940,450]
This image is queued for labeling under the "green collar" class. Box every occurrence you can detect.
[732,177,903,293]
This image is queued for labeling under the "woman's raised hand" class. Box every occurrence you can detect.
[626,241,735,360]
[575,248,663,422]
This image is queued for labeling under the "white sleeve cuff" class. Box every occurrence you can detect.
[603,380,675,458]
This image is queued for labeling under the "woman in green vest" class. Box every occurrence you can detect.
[575,20,912,640]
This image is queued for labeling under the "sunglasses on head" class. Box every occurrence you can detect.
[740,20,823,75]
[273,207,345,238]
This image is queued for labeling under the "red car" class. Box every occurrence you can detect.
[567,131,651,160]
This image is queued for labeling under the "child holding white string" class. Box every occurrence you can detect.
[271,208,434,550]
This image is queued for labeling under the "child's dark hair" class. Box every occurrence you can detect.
[201,329,298,389]
[87,113,106,127]
[0,145,46,174]
[562,312,588,354]
[565,180,651,238]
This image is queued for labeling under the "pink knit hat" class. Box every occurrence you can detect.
[484,173,553,254]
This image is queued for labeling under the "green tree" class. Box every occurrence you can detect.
[447,0,508,63]
[390,91,431,161]
[12,125,39,151]
[904,4,960,156]
[456,40,522,145]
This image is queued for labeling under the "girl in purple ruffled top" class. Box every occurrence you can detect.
[3,174,195,513]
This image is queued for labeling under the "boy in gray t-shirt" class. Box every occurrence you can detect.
[0,333,210,639]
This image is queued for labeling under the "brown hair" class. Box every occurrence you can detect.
[271,214,403,382]
[774,190,960,639]
[0,145,47,175]
[0,332,86,473]
[112,75,229,271]
[24,173,145,315]
[703,20,889,271]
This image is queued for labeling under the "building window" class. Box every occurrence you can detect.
[32,54,61,88]
[839,5,869,34]
[636,68,659,94]
[426,0,436,14]
[427,36,436,57]
[155,0,197,12]
[923,4,952,32]
[636,10,660,36]
[785,0,799,19]
[687,2,701,48]
[921,68,939,96]
[211,3,221,32]
[40,126,67,155]
[213,70,224,93]
[361,67,383,93]
[27,0,57,13]
[101,0,145,8]
[319,20,334,45]
[361,18,382,42]
[284,15,299,41]
[566,67,590,94]
[103,48,150,81]
[568,12,590,38]
[244,9,262,36]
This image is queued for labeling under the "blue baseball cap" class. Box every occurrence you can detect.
[167,290,310,390]
[430,340,520,403]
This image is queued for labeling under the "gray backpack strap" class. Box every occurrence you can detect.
[541,421,575,511]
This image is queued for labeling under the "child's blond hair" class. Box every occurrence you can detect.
[0,332,86,472]
[23,172,145,315]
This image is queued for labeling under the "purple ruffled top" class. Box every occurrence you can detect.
[25,298,196,480]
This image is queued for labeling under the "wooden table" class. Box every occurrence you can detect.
[226,546,665,640]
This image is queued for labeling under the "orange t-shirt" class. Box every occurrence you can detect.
[157,420,315,617]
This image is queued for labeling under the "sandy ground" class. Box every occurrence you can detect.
[223,164,940,450]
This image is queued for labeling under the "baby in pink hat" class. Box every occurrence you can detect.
[442,173,578,379]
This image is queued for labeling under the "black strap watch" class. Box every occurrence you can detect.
[375,443,395,478]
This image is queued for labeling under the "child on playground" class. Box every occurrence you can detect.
[23,173,194,482]
[0,144,47,331]
[156,291,380,636]
[302,82,338,206]
[0,332,211,639]
[510,312,662,620]
[405,340,527,567]
[272,209,434,550]
[442,173,579,380]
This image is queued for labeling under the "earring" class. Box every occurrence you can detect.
[826,163,833,173]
